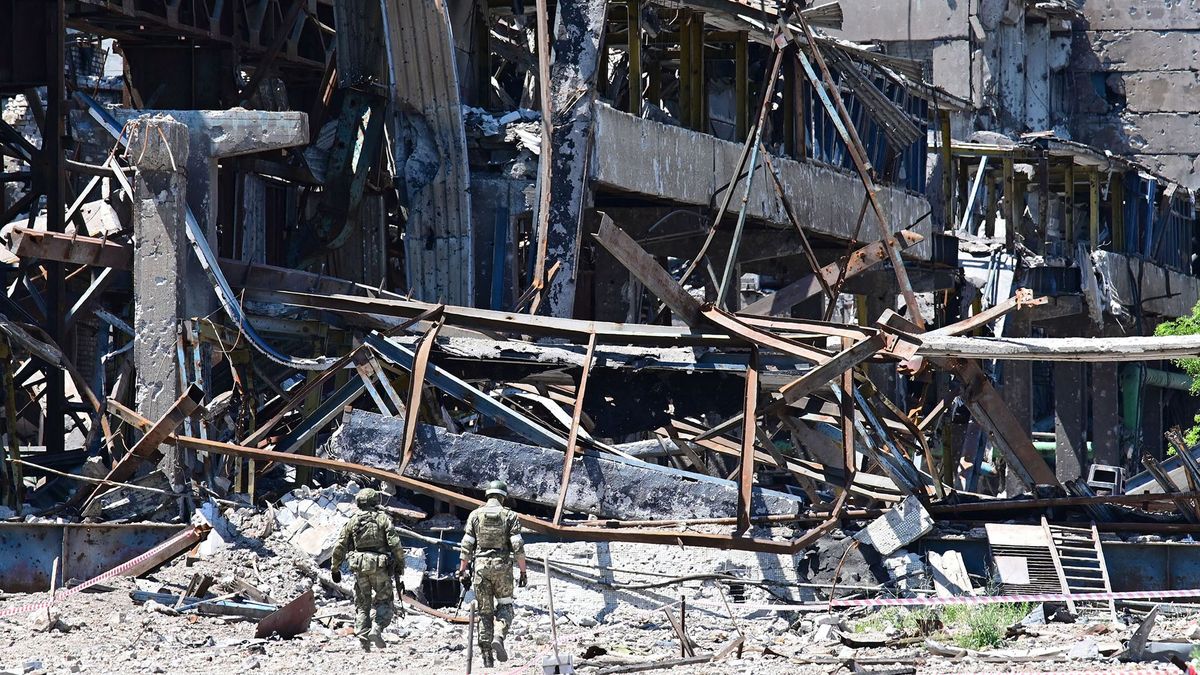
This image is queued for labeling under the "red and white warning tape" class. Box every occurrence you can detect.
[0,526,200,620]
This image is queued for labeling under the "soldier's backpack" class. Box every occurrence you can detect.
[475,507,509,551]
[353,511,390,553]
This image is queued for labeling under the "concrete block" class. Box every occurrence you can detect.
[1133,153,1200,190]
[123,114,191,171]
[1080,30,1200,72]
[1123,113,1200,154]
[1079,0,1200,30]
[291,522,341,564]
[853,495,934,555]
[1123,71,1200,113]
[829,0,970,41]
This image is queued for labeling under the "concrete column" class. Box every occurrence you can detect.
[1091,362,1121,466]
[1054,361,1086,482]
[111,109,308,316]
[1023,19,1050,131]
[126,115,190,483]
[240,173,267,264]
[535,0,608,318]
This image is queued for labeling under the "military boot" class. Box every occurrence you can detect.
[480,647,495,668]
[492,638,508,662]
[369,627,386,649]
[358,635,371,652]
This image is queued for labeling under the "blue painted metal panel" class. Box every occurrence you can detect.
[62,524,183,584]
[921,536,1200,592]
[0,524,61,592]
[0,523,185,592]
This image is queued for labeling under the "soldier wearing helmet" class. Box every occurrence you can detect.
[457,480,527,667]
[330,487,406,650]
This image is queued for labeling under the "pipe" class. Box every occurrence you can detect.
[1139,366,1193,392]
[1122,364,1192,433]
[1033,441,1092,454]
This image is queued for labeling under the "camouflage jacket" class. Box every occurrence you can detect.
[461,498,525,562]
[331,508,405,572]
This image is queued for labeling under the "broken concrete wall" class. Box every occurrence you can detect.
[835,1,1073,133]
[326,409,805,521]
[590,105,933,260]
[1070,0,1200,188]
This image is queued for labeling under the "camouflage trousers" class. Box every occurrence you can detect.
[473,557,514,649]
[352,565,395,637]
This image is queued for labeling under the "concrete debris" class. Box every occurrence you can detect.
[8,0,1200,672]
[852,496,934,556]
[882,551,927,595]
[274,482,426,588]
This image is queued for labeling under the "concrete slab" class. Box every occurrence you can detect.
[589,104,932,259]
[1133,153,1200,190]
[1079,30,1200,72]
[1095,250,1200,318]
[1122,112,1200,155]
[828,0,970,41]
[1079,0,1200,30]
[1123,71,1200,113]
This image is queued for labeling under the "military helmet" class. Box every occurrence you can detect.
[484,480,508,498]
[356,488,381,509]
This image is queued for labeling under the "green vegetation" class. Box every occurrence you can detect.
[853,602,1031,651]
[1155,302,1200,445]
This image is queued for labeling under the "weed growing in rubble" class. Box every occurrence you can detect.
[853,603,1031,650]
[1156,304,1200,445]
[940,602,1031,650]
[853,607,937,635]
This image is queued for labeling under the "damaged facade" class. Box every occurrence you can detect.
[6,0,1200,672]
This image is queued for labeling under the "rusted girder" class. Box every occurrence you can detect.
[78,385,206,508]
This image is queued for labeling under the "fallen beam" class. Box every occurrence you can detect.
[331,409,805,521]
[8,227,131,269]
[739,231,924,318]
[78,384,206,507]
[592,213,702,326]
[880,312,1060,488]
[155,429,805,553]
[916,333,1200,362]
[278,292,739,346]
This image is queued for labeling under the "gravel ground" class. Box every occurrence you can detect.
[0,504,1194,674]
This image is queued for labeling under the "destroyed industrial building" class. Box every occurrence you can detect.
[7,0,1200,672]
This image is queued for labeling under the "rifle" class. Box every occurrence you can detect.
[392,558,407,616]
[453,563,473,618]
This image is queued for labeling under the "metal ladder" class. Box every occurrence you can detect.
[1042,517,1116,621]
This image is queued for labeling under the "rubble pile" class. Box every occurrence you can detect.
[8,0,1200,672]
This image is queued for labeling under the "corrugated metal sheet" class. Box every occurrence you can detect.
[382,0,474,305]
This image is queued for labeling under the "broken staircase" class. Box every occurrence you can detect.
[1042,517,1116,621]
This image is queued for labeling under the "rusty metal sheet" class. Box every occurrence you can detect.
[256,588,315,639]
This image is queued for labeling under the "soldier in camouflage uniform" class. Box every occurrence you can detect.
[457,480,527,668]
[330,488,405,650]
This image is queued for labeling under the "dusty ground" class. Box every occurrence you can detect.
[0,506,1192,674]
